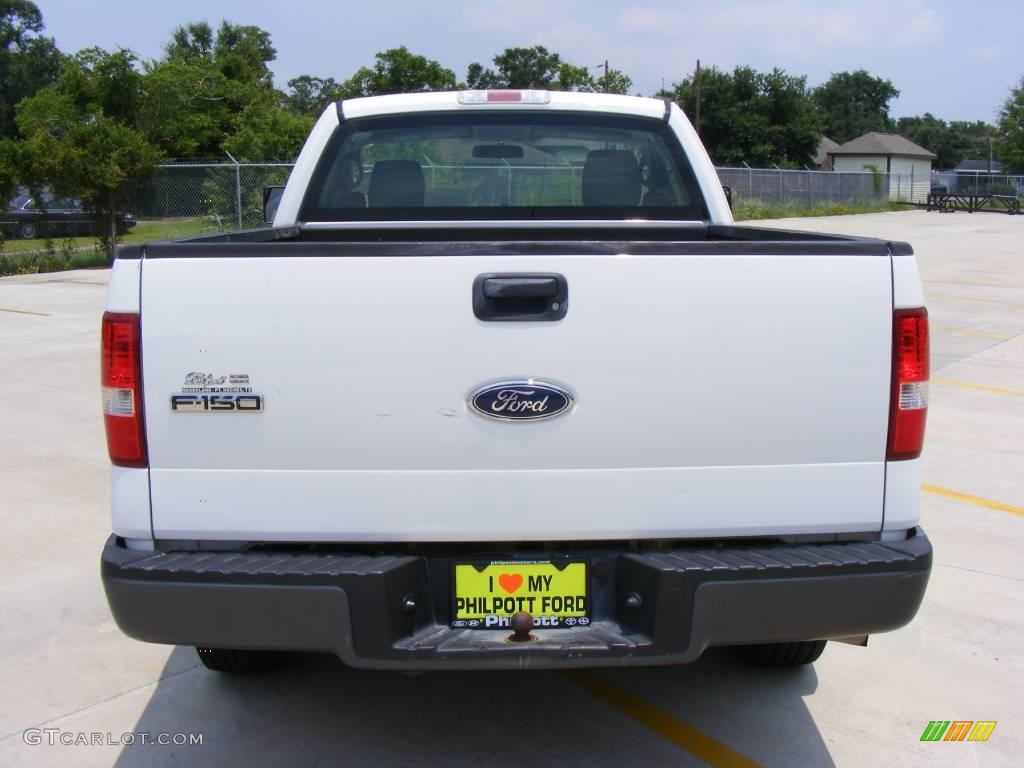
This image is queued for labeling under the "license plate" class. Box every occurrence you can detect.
[451,560,589,629]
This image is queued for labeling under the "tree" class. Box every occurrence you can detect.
[16,48,161,258]
[0,0,61,138]
[895,114,997,170]
[465,61,501,89]
[284,75,343,116]
[213,22,275,87]
[813,70,899,144]
[597,68,632,95]
[141,21,285,159]
[466,48,631,94]
[139,55,234,158]
[668,65,821,167]
[164,21,214,62]
[467,46,562,90]
[340,46,456,97]
[996,74,1024,173]
[224,90,312,161]
[493,46,564,88]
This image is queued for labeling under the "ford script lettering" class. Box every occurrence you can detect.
[468,381,574,422]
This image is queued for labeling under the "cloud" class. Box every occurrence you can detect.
[618,1,943,57]
[458,0,945,94]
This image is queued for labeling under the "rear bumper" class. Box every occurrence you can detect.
[102,530,932,670]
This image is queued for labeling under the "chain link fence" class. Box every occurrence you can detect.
[127,162,294,231]
[124,162,1024,231]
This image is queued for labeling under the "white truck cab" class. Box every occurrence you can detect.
[101,91,931,672]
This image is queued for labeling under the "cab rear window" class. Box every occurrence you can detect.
[299,112,707,222]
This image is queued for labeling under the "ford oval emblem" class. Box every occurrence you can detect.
[468,380,574,422]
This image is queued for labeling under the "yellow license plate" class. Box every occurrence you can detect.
[452,560,589,629]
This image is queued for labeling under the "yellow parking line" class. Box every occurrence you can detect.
[0,307,50,317]
[931,325,1011,340]
[923,484,1024,517]
[932,378,1024,397]
[565,671,761,767]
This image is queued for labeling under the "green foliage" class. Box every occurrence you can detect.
[0,1,60,139]
[285,75,343,116]
[223,90,313,161]
[139,56,235,158]
[895,114,996,170]
[213,22,275,87]
[15,48,161,259]
[996,74,1024,173]
[862,163,884,196]
[813,70,899,144]
[165,21,214,61]
[597,69,632,95]
[668,66,821,167]
[0,136,19,200]
[490,46,563,88]
[340,47,456,98]
[465,47,630,94]
[732,198,902,221]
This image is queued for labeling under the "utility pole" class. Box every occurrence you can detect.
[694,59,702,137]
[599,60,609,92]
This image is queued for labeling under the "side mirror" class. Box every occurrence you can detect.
[722,185,733,210]
[263,186,285,225]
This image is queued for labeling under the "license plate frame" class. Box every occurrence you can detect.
[450,559,590,630]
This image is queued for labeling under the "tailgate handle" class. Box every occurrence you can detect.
[483,277,558,299]
[473,273,568,321]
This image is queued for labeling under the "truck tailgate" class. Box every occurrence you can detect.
[140,250,892,541]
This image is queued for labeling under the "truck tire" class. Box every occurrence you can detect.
[17,222,38,240]
[739,640,827,667]
[195,647,281,673]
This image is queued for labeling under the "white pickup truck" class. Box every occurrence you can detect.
[101,90,931,672]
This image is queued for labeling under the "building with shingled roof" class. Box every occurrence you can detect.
[828,132,936,202]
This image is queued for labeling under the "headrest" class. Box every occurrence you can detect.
[368,160,425,207]
[582,149,641,206]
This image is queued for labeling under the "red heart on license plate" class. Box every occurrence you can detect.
[498,573,524,594]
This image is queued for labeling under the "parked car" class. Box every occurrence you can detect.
[1,194,136,240]
[101,91,931,674]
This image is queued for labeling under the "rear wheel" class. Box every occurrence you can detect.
[195,647,282,673]
[739,640,827,667]
[17,222,38,240]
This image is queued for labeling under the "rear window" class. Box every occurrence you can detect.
[300,112,707,222]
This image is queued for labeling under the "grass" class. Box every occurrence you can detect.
[732,199,905,221]
[0,218,213,276]
[3,202,920,276]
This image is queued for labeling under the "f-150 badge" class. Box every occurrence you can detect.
[468,380,573,422]
[171,371,263,411]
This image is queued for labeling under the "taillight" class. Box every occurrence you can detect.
[887,308,929,460]
[101,312,147,467]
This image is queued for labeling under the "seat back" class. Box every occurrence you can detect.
[582,150,641,206]
[368,160,425,207]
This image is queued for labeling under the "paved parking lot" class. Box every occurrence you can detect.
[0,210,1021,767]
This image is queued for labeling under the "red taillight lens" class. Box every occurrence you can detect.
[101,312,147,467]
[887,308,929,460]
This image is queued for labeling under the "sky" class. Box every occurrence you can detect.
[35,0,1023,123]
